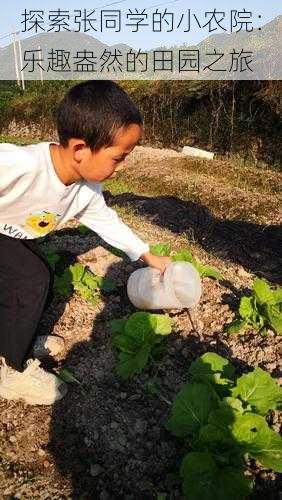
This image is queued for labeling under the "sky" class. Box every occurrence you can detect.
[0,0,281,49]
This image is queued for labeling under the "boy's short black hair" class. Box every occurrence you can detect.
[56,80,143,150]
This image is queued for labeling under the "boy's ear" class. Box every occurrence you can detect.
[71,140,89,162]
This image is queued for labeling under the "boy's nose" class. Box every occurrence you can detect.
[109,162,126,179]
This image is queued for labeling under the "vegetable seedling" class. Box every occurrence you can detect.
[54,263,118,305]
[110,312,173,379]
[166,352,282,500]
[227,278,282,336]
[40,246,60,270]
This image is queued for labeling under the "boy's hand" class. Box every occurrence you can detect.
[140,252,171,274]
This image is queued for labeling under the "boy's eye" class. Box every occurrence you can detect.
[114,153,127,162]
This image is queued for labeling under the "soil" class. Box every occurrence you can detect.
[0,146,281,500]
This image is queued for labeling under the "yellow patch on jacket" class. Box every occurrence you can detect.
[25,211,59,235]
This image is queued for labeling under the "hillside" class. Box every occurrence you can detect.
[0,79,281,166]
[0,16,281,79]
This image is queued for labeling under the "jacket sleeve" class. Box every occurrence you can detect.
[76,184,150,262]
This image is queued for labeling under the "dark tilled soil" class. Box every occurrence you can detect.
[0,222,281,500]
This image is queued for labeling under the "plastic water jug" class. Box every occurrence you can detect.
[127,262,202,310]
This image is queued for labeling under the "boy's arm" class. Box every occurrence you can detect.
[76,187,170,272]
[76,188,150,262]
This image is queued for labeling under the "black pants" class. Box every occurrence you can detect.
[0,233,53,371]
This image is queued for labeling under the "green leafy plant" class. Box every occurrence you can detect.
[40,246,60,270]
[54,267,73,297]
[166,352,282,500]
[110,312,173,379]
[54,263,118,305]
[150,243,172,257]
[77,224,91,236]
[227,278,282,336]
[150,244,223,280]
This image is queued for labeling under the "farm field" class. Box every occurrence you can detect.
[0,142,281,500]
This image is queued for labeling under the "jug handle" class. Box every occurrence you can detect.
[159,273,165,284]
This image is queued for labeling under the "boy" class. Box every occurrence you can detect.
[0,80,170,406]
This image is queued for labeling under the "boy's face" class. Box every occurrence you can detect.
[73,123,142,183]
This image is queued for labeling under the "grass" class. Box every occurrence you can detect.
[105,153,280,225]
[103,179,134,196]
[0,135,38,145]
[128,155,279,195]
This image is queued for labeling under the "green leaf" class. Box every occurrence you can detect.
[77,224,91,235]
[253,278,275,305]
[266,304,282,335]
[66,264,114,304]
[166,382,218,437]
[150,243,171,257]
[82,271,118,293]
[180,452,218,500]
[109,318,127,334]
[249,427,282,472]
[54,269,73,297]
[188,352,235,396]
[98,276,118,293]
[198,423,236,451]
[220,397,245,414]
[116,344,151,379]
[239,296,254,320]
[59,368,81,385]
[124,312,154,339]
[231,413,282,472]
[232,367,282,416]
[208,406,239,431]
[198,265,224,281]
[273,287,282,304]
[202,407,247,464]
[82,271,100,291]
[216,467,253,500]
[112,335,134,354]
[73,279,99,305]
[150,314,173,336]
[226,319,247,335]
[69,263,85,283]
[172,249,195,263]
[207,405,282,472]
[125,312,172,338]
[181,453,252,500]
[42,247,60,270]
[112,312,173,379]
[250,308,265,330]
[189,352,235,380]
